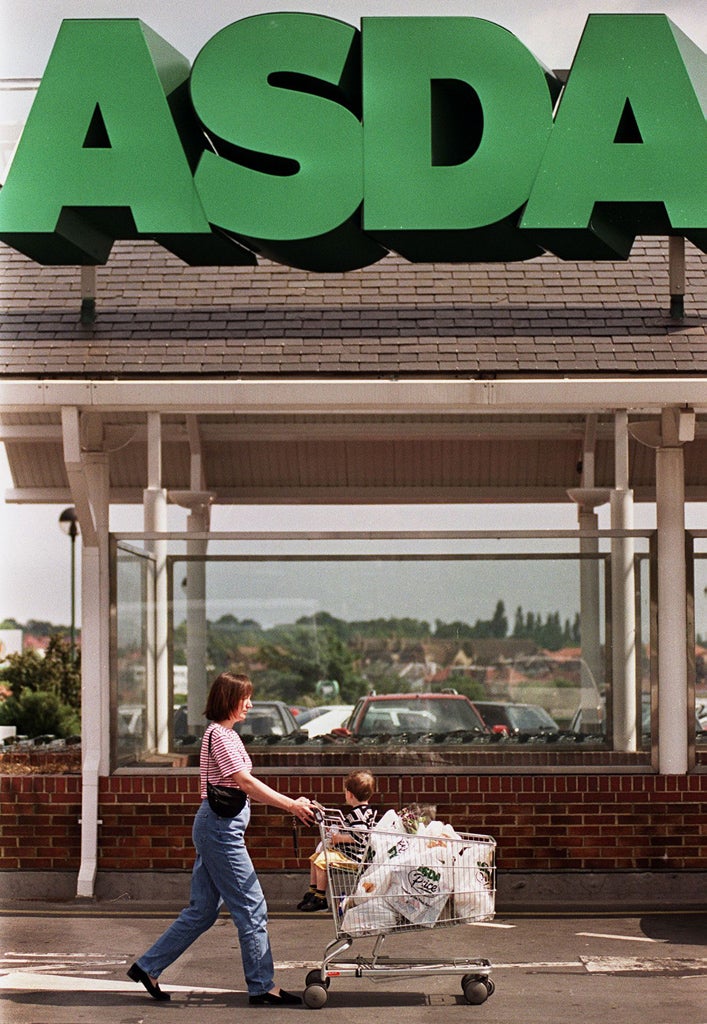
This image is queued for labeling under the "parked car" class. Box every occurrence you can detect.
[300,705,355,738]
[339,692,489,742]
[569,702,606,737]
[570,695,705,742]
[473,701,560,739]
[641,698,706,741]
[232,700,306,744]
[294,705,341,727]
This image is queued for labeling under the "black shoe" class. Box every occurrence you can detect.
[301,896,328,912]
[249,989,303,1006]
[127,962,171,1001]
[296,891,318,910]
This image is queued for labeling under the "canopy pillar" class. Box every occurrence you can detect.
[610,411,637,752]
[169,490,214,738]
[655,407,695,774]
[144,412,169,753]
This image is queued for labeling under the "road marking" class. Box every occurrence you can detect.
[0,952,127,972]
[581,956,707,974]
[469,921,515,929]
[474,962,579,970]
[0,971,238,994]
[576,932,668,943]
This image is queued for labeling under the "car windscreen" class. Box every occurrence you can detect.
[234,706,287,737]
[358,698,483,736]
[508,706,558,732]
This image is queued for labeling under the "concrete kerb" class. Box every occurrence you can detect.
[1,870,706,913]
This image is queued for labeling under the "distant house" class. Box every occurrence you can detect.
[21,634,49,655]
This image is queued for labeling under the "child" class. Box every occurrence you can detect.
[297,770,377,912]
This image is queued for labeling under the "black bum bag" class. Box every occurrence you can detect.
[206,731,248,817]
[206,780,248,817]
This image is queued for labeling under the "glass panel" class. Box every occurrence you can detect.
[694,548,707,766]
[170,551,614,756]
[112,531,654,769]
[113,543,155,766]
[636,553,653,752]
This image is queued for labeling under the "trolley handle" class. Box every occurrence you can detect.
[293,798,326,855]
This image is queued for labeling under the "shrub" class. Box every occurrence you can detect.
[0,687,80,739]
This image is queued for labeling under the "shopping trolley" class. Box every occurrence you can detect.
[302,806,496,1008]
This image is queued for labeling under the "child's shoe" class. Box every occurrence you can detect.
[296,891,318,910]
[302,894,328,912]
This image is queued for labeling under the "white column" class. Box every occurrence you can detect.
[169,490,214,738]
[144,413,169,753]
[186,504,209,737]
[611,411,637,751]
[568,488,610,731]
[656,442,688,774]
[143,488,168,751]
[76,452,110,899]
[578,505,603,725]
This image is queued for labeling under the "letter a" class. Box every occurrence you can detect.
[0,20,253,265]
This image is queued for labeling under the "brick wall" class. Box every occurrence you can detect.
[1,771,705,874]
[0,774,82,870]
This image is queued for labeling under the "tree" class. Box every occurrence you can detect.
[0,635,80,709]
[26,618,73,639]
[435,601,507,640]
[434,619,476,640]
[255,622,363,702]
[490,600,508,638]
[0,635,81,738]
[0,688,80,739]
[537,611,564,651]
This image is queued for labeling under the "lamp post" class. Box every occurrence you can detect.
[58,507,79,661]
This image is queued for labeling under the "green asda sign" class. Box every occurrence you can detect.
[0,13,704,272]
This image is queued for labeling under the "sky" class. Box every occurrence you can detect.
[0,1,705,626]
[1,0,705,79]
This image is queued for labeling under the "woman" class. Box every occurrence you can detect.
[127,672,314,1006]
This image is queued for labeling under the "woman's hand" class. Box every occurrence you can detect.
[230,769,316,822]
[291,796,315,825]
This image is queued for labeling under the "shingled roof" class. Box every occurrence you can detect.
[1,237,705,379]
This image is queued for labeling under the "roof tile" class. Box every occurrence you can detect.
[0,238,704,379]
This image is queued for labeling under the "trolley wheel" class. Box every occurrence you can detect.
[305,970,330,988]
[462,976,490,1005]
[303,983,329,1009]
[461,972,493,993]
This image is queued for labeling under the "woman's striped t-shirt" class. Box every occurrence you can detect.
[200,722,252,799]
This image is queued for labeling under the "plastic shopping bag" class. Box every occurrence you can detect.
[341,900,399,936]
[367,808,405,861]
[452,841,495,922]
[353,863,394,898]
[420,820,462,864]
[385,859,453,927]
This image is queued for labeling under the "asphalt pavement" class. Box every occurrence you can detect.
[0,902,705,1024]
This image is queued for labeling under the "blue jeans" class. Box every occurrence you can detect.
[136,800,275,995]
